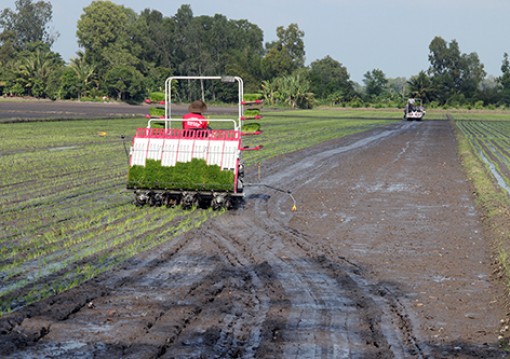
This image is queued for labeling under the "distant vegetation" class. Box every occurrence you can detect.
[1,1,510,109]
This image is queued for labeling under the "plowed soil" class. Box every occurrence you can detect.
[1,119,509,358]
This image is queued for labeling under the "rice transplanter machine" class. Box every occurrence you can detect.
[127,76,263,209]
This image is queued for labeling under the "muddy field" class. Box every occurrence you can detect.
[1,118,509,358]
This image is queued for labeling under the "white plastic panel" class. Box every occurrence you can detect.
[130,138,149,166]
[130,135,240,170]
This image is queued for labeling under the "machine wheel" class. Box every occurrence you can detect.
[211,193,228,210]
[197,195,213,209]
[163,193,180,208]
[181,192,196,210]
[134,191,149,207]
[227,196,244,210]
[149,192,163,207]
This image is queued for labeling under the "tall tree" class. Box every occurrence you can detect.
[363,69,388,99]
[309,55,353,101]
[170,9,264,99]
[225,20,264,92]
[131,10,175,93]
[459,51,485,99]
[0,30,17,66]
[427,36,485,104]
[498,53,510,105]
[76,1,144,98]
[77,1,139,74]
[428,37,461,103]
[172,4,194,74]
[0,0,59,96]
[407,71,432,101]
[263,23,305,79]
[0,0,58,49]
[230,19,264,56]
[135,9,175,69]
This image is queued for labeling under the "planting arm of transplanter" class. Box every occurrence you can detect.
[120,135,130,164]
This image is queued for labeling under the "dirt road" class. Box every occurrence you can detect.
[0,99,147,121]
[1,120,508,358]
[0,99,234,121]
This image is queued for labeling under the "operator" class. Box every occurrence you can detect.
[407,98,416,112]
[404,98,414,119]
[182,100,210,131]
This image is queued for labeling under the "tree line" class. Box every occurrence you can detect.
[1,0,510,109]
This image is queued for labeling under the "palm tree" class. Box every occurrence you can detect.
[16,47,56,97]
[69,51,96,100]
[261,80,277,106]
[277,72,314,109]
[407,71,432,102]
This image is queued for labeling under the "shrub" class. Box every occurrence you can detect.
[348,98,364,108]
[474,100,484,110]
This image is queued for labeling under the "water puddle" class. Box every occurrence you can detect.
[49,146,78,152]
[479,152,510,195]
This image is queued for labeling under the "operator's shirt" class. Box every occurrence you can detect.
[182,113,208,129]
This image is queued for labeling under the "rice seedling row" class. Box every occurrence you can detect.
[0,204,212,313]
[456,120,510,194]
[1,200,136,266]
[0,178,129,236]
[0,145,125,188]
[1,175,125,218]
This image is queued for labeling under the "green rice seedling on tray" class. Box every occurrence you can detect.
[128,159,235,191]
[149,107,165,118]
[243,109,261,118]
[243,93,263,102]
[242,122,261,133]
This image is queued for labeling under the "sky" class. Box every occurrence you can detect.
[1,0,509,83]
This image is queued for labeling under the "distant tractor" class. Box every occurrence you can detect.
[403,98,425,121]
[127,76,263,210]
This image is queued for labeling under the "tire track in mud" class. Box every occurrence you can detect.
[235,196,424,358]
[2,230,231,358]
